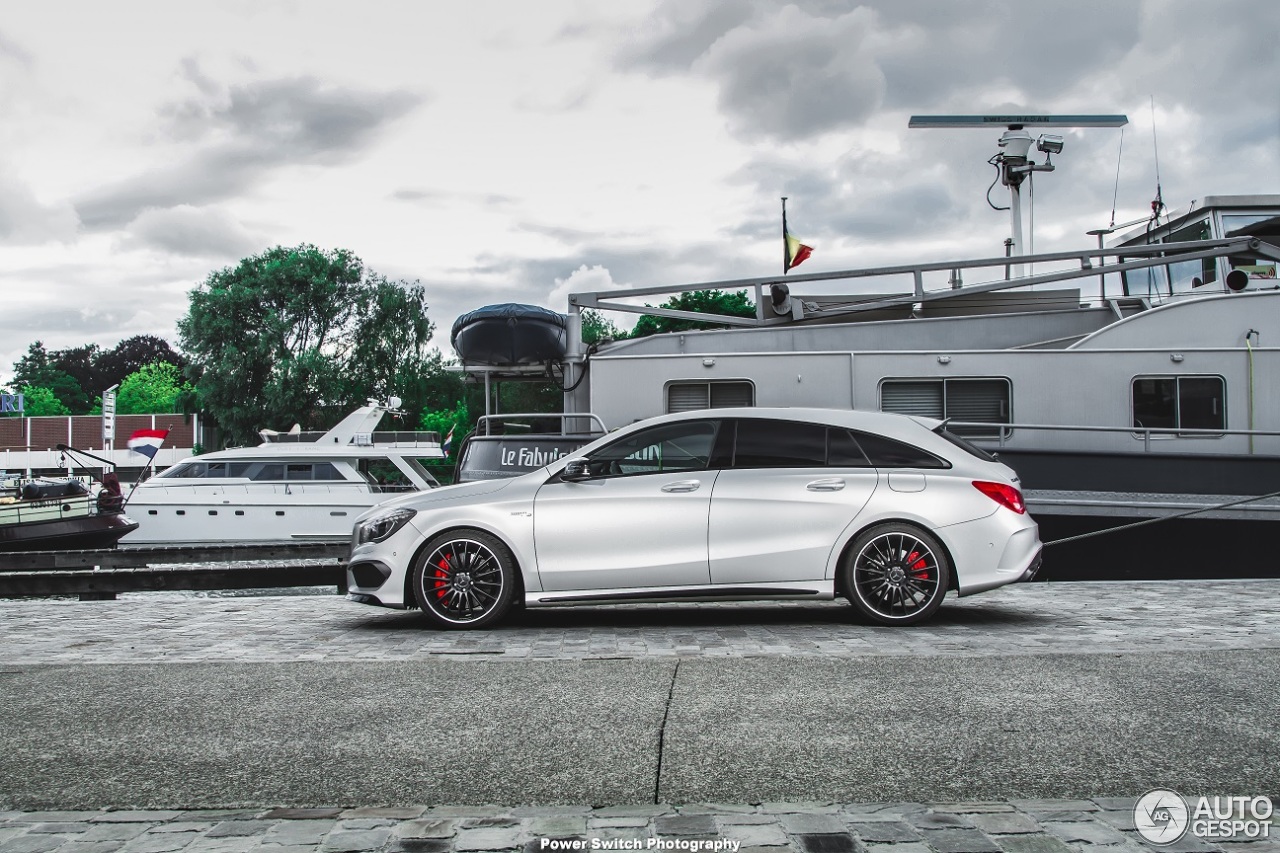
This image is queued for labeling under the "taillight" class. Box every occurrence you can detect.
[973,480,1026,514]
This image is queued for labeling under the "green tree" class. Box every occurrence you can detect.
[628,290,756,338]
[4,386,71,416]
[116,362,194,414]
[178,245,447,446]
[580,308,623,345]
[96,335,185,389]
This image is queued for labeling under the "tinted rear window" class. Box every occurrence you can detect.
[733,419,827,467]
[853,431,949,469]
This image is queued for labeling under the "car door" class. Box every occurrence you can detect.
[709,420,879,584]
[533,418,722,591]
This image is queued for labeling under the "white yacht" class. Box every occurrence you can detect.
[122,398,445,545]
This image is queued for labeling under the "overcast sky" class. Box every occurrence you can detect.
[1,0,1277,382]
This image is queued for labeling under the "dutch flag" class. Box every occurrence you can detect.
[443,426,455,455]
[127,428,170,460]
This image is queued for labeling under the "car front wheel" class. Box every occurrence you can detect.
[843,523,950,625]
[412,530,516,629]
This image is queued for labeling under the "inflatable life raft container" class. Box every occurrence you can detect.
[450,303,569,366]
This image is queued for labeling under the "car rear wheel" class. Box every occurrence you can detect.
[412,530,516,629]
[843,523,950,625]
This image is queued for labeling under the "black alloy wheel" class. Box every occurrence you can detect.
[843,523,951,625]
[411,530,516,629]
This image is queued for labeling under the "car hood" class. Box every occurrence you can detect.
[356,477,515,520]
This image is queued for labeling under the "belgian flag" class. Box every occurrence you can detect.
[782,198,813,273]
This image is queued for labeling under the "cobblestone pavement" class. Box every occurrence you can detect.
[1,580,1278,664]
[4,582,1278,851]
[1,799,1276,853]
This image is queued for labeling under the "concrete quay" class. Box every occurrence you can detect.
[1,580,1278,852]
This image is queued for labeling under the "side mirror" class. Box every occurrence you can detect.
[561,459,590,482]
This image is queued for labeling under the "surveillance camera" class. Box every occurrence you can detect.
[1037,134,1064,154]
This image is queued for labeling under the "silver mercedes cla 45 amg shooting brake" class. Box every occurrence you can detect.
[346,408,1042,627]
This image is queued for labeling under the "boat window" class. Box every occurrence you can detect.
[584,420,717,477]
[853,431,949,469]
[880,378,1010,439]
[731,419,827,468]
[286,464,312,480]
[1132,375,1225,436]
[666,381,754,413]
[248,463,285,481]
[359,458,416,492]
[1163,220,1216,292]
[311,462,343,481]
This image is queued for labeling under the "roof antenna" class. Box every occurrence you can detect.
[1149,96,1164,226]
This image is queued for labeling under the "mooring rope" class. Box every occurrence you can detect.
[1042,488,1280,546]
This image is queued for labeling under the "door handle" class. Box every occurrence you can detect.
[806,478,846,492]
[661,480,701,493]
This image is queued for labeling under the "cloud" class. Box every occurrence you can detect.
[548,264,626,314]
[123,205,265,258]
[0,168,79,245]
[0,29,33,67]
[75,68,425,229]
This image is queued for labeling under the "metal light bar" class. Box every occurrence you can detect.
[908,114,1129,128]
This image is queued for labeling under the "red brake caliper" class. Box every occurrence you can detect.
[907,550,929,577]
[435,555,451,599]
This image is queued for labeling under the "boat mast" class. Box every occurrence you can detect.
[908,114,1128,279]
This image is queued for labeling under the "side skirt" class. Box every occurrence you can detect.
[527,581,836,607]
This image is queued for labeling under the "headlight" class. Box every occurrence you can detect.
[356,507,417,544]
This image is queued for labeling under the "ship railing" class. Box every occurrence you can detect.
[567,236,1280,328]
[474,413,608,437]
[947,421,1280,453]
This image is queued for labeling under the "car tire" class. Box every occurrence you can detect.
[411,530,517,629]
[842,522,951,626]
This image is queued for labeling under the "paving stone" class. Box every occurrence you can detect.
[320,828,394,852]
[719,823,788,847]
[909,813,974,830]
[261,819,335,846]
[81,825,151,842]
[716,816,778,826]
[1041,820,1128,845]
[179,839,255,853]
[966,814,1042,835]
[10,812,103,823]
[1091,810,1136,831]
[391,840,453,853]
[149,824,212,834]
[794,833,864,853]
[54,842,128,853]
[26,823,90,834]
[781,815,848,834]
[991,837,1076,853]
[455,827,524,851]
[588,818,652,829]
[592,807,673,818]
[461,817,520,830]
[205,821,279,839]
[175,812,261,823]
[1009,800,1099,814]
[847,821,921,843]
[0,834,67,853]
[863,845,932,853]
[920,829,1003,853]
[1090,798,1137,811]
[339,817,399,829]
[93,813,186,824]
[677,804,759,815]
[529,817,588,837]
[930,805,1016,815]
[424,807,508,819]
[396,819,458,839]
[118,833,198,853]
[340,807,426,820]
[262,808,345,820]
[655,816,717,836]
[511,808,594,818]
[762,804,842,815]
